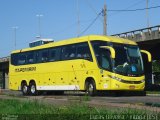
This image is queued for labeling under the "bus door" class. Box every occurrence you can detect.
[99,46,115,90]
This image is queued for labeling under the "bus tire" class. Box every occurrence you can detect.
[54,91,64,95]
[29,82,38,96]
[86,80,96,96]
[21,82,29,96]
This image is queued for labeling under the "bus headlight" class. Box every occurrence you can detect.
[110,75,145,84]
[141,79,145,83]
[111,76,122,82]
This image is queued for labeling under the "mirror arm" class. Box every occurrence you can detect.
[140,50,152,62]
[100,46,115,59]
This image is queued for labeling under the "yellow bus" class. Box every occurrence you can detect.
[9,35,151,96]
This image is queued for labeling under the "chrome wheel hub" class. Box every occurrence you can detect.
[31,85,36,93]
[88,84,93,93]
[23,85,28,93]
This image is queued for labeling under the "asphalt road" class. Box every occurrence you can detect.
[1,89,160,104]
[93,96,160,104]
[0,89,160,112]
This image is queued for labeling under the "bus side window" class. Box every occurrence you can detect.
[11,54,18,65]
[77,43,92,61]
[91,41,111,71]
[27,52,35,64]
[41,50,49,62]
[62,45,76,60]
[101,49,111,70]
[49,49,56,61]
[49,47,61,62]
[77,45,83,59]
[18,53,26,65]
[37,49,49,63]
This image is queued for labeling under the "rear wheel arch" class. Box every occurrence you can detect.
[85,77,96,89]
[29,80,36,85]
[21,80,27,86]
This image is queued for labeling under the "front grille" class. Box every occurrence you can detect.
[121,79,143,84]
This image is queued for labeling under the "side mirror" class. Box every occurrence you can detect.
[100,46,115,59]
[140,50,152,62]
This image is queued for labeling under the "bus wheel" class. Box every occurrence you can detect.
[21,82,29,96]
[29,82,37,96]
[86,81,96,96]
[54,91,64,95]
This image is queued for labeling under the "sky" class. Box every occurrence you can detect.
[0,0,160,57]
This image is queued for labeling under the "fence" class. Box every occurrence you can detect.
[111,25,160,42]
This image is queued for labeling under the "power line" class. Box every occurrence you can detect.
[85,0,98,16]
[78,11,102,36]
[79,4,160,36]
[125,0,145,10]
[107,5,160,12]
[85,0,105,35]
[108,0,145,17]
[44,3,160,38]
[85,0,104,24]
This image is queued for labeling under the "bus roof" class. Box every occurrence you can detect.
[11,35,137,54]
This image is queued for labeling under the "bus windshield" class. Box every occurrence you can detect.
[91,41,144,77]
[113,44,144,76]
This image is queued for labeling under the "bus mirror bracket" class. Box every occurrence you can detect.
[140,50,152,62]
[100,46,115,59]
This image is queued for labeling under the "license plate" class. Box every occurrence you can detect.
[129,85,135,89]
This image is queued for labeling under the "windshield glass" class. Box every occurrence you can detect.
[113,44,144,76]
[91,41,144,76]
[91,41,112,71]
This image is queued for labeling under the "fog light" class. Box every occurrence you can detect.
[141,79,145,83]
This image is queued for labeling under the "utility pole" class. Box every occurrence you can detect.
[146,0,150,28]
[103,3,107,35]
[77,0,80,37]
[12,26,18,50]
[36,14,43,38]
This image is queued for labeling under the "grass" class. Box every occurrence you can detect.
[145,102,160,107]
[146,91,160,94]
[0,99,159,120]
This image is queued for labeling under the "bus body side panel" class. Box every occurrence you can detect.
[9,35,146,93]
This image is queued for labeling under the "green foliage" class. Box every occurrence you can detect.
[152,60,160,72]
[0,99,159,120]
[0,72,2,88]
[146,91,160,94]
[80,93,91,101]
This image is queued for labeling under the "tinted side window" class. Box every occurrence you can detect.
[18,53,26,65]
[11,54,18,65]
[37,49,49,63]
[26,52,35,64]
[91,41,111,71]
[76,43,92,61]
[62,45,76,60]
[49,47,61,61]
